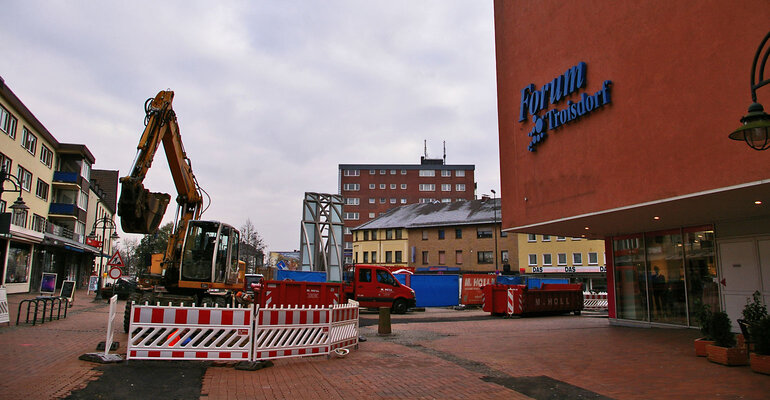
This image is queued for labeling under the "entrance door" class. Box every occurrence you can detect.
[718,239,764,330]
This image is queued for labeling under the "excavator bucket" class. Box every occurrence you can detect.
[118,177,171,234]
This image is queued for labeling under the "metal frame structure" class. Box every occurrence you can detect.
[299,192,344,282]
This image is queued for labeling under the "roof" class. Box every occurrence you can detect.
[90,169,119,213]
[339,163,474,171]
[354,198,500,230]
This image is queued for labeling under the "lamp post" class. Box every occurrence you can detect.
[88,216,119,300]
[0,166,29,230]
[728,30,770,150]
[491,189,499,274]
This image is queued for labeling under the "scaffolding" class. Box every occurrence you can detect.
[298,192,344,282]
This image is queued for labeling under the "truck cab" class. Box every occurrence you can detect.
[345,265,416,314]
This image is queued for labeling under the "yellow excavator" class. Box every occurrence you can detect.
[119,90,244,332]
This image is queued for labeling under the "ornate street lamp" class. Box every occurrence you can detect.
[729,31,770,150]
[88,216,119,300]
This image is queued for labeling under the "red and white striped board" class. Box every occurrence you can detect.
[506,288,524,315]
[127,304,252,361]
[329,303,359,352]
[583,292,608,310]
[258,306,328,326]
[253,305,331,361]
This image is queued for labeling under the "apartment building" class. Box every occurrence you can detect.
[339,156,475,264]
[518,234,607,292]
[352,198,517,273]
[0,76,116,293]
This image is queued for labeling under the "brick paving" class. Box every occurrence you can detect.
[1,293,768,399]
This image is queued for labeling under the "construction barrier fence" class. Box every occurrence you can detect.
[583,292,609,311]
[127,300,359,363]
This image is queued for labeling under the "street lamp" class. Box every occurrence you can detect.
[0,166,28,231]
[88,216,119,300]
[491,189,499,274]
[729,31,770,150]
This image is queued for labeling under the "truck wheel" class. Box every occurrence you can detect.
[124,292,141,333]
[213,296,227,308]
[392,299,408,314]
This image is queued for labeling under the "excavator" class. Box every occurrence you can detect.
[119,90,244,332]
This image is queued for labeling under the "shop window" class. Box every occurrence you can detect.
[5,242,31,284]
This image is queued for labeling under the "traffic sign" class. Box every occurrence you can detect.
[106,250,124,267]
[108,267,122,280]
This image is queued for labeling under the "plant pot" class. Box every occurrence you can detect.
[706,344,748,366]
[694,338,715,357]
[750,353,770,375]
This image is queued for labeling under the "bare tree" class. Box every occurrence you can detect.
[116,237,139,277]
[240,219,266,273]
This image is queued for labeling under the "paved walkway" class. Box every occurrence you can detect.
[0,291,767,399]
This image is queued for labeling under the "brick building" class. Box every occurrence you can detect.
[339,156,475,263]
[352,198,517,273]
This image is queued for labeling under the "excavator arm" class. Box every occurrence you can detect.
[118,90,204,274]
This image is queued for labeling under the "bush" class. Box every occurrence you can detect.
[694,299,714,340]
[711,311,736,348]
[751,316,770,355]
[742,291,768,325]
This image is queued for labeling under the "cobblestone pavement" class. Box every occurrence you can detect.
[1,291,768,399]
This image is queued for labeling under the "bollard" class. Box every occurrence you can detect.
[378,306,391,335]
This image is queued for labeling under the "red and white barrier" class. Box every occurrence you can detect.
[127,304,253,361]
[583,292,608,310]
[506,287,524,316]
[329,302,359,352]
[253,305,331,360]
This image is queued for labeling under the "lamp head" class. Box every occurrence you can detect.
[9,196,28,211]
[729,102,770,150]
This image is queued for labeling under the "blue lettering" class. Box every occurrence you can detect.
[519,84,535,122]
[550,76,563,104]
[562,62,587,98]
[601,80,612,104]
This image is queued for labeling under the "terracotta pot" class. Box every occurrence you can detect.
[694,338,715,357]
[706,344,748,366]
[750,353,770,375]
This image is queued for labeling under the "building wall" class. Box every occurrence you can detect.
[407,224,518,273]
[518,235,606,274]
[352,228,409,267]
[494,0,770,232]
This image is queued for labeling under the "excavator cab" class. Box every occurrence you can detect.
[180,220,240,285]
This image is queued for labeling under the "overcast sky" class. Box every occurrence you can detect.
[0,1,499,252]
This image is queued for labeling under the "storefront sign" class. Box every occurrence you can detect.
[529,266,606,274]
[518,62,613,152]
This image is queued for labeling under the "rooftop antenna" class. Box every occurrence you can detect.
[443,141,446,164]
[424,140,428,158]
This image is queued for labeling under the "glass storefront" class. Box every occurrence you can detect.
[612,226,717,326]
[5,242,31,284]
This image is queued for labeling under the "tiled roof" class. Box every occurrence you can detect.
[354,198,500,230]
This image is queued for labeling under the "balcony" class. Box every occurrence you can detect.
[49,203,77,217]
[52,171,82,191]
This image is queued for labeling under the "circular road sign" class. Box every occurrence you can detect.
[108,267,122,280]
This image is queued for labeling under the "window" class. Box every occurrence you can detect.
[359,268,372,283]
[21,128,37,155]
[527,234,537,242]
[390,198,396,204]
[500,231,508,237]
[369,198,375,204]
[363,231,369,241]
[0,105,18,139]
[343,183,359,191]
[379,169,386,175]
[0,152,11,173]
[478,251,493,264]
[79,190,89,210]
[385,251,393,263]
[371,230,377,240]
[395,229,403,239]
[16,165,32,192]
[573,253,583,265]
[343,169,359,176]
[438,229,445,240]
[528,254,537,266]
[571,237,581,241]
[543,253,552,266]
[422,230,428,240]
[400,169,407,175]
[455,250,463,264]
[455,228,462,239]
[558,253,567,266]
[422,251,429,264]
[441,170,451,177]
[395,251,402,263]
[438,251,446,265]
[390,169,396,175]
[39,145,53,168]
[400,183,407,189]
[588,252,599,265]
[390,183,396,189]
[35,179,49,200]
[419,170,435,177]
[344,212,359,220]
[386,229,393,240]
[12,208,27,228]
[379,184,386,189]
[419,184,435,191]
[542,235,551,242]
[380,198,386,204]
[441,184,451,191]
[371,251,377,262]
[501,250,509,263]
[419,198,434,203]
[456,170,465,177]
[369,184,376,189]
[5,242,31,283]
[477,228,493,238]
[368,213,375,218]
[31,214,46,232]
[557,236,566,241]
[441,198,451,203]
[456,184,466,191]
[345,197,359,205]
[363,252,369,263]
[370,169,376,175]
[400,198,407,204]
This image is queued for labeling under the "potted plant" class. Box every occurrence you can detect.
[749,315,770,374]
[740,291,768,350]
[706,311,748,366]
[693,299,715,356]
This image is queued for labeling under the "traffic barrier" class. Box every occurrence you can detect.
[127,304,252,361]
[330,302,359,351]
[583,292,608,310]
[0,287,9,325]
[253,305,330,360]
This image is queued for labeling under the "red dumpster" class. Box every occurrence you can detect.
[483,283,583,316]
[481,284,525,315]
[256,280,344,307]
